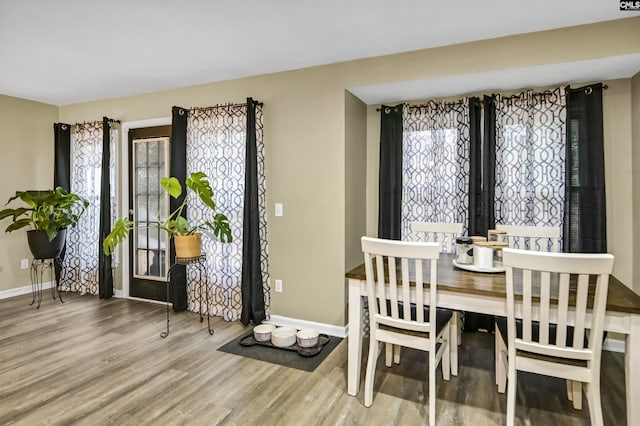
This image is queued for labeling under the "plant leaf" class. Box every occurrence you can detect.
[186,172,217,211]
[175,216,190,234]
[207,213,232,243]
[103,218,133,255]
[161,177,182,199]
[5,218,33,232]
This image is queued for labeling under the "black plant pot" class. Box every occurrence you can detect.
[27,229,66,259]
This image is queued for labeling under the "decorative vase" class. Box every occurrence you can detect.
[27,229,66,259]
[174,233,202,258]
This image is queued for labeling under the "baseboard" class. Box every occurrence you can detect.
[0,281,55,299]
[266,315,348,338]
[113,289,123,298]
[603,337,625,353]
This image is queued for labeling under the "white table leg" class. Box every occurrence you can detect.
[626,314,640,426]
[347,278,363,396]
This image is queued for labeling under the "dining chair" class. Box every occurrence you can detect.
[492,225,573,404]
[388,222,463,369]
[496,248,614,426]
[361,236,455,425]
[495,224,561,252]
[411,221,464,254]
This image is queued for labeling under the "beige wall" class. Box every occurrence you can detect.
[0,95,58,291]
[7,16,630,325]
[344,90,367,272]
[632,71,640,294]
[602,79,634,285]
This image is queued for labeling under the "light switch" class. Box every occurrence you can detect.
[275,203,283,217]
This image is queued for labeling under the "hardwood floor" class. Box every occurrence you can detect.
[0,293,625,425]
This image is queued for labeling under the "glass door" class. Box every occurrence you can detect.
[128,126,171,301]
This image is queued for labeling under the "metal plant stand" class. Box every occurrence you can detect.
[30,257,64,309]
[162,254,213,338]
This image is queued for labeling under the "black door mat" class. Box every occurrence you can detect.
[217,331,342,372]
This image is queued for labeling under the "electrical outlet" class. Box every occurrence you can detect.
[20,259,29,269]
[275,203,283,217]
[275,279,283,293]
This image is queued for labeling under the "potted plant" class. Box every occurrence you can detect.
[0,187,90,259]
[103,171,232,258]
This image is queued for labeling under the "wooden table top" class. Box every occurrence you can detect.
[345,254,640,315]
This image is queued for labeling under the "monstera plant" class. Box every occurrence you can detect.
[103,171,232,258]
[0,187,89,258]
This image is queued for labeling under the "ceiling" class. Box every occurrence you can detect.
[0,0,638,106]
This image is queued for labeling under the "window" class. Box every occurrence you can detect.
[402,101,470,240]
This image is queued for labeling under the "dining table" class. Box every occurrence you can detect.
[345,254,640,425]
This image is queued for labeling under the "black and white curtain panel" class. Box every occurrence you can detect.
[402,100,471,241]
[186,102,269,321]
[60,121,117,295]
[493,88,566,250]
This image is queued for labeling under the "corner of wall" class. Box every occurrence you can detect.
[631,71,640,294]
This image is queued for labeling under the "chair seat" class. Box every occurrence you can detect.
[379,300,453,335]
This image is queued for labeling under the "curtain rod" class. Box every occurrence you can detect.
[73,118,121,127]
[189,100,263,111]
[375,84,609,111]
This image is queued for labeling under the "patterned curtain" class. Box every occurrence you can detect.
[186,104,269,321]
[494,88,566,250]
[61,122,117,295]
[402,100,470,241]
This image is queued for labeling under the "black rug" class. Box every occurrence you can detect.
[217,331,342,372]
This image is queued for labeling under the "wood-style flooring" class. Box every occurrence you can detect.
[0,293,625,425]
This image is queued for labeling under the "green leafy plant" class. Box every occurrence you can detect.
[0,187,90,241]
[103,171,232,255]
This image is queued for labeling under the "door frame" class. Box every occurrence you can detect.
[119,116,171,299]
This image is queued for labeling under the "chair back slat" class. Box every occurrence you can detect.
[502,248,614,361]
[590,275,610,351]
[388,256,399,319]
[522,269,533,342]
[496,224,561,252]
[374,254,388,316]
[539,271,551,345]
[401,258,411,320]
[573,274,589,349]
[556,274,570,347]
[411,222,463,254]
[413,259,423,323]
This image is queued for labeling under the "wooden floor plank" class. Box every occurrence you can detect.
[0,293,625,425]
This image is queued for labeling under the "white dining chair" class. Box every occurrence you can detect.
[361,236,455,425]
[391,221,463,368]
[411,221,464,254]
[496,248,614,426]
[492,225,576,404]
[495,224,561,252]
